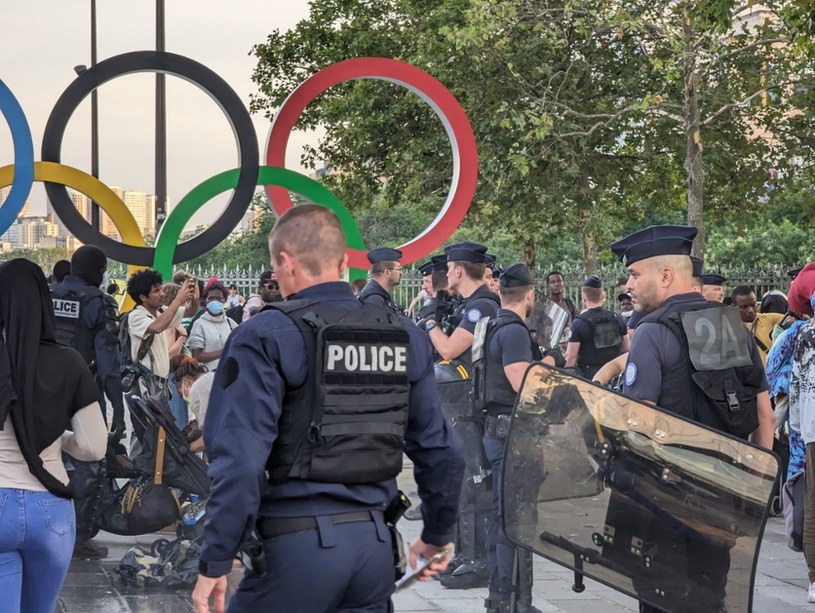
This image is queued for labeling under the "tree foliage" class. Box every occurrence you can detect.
[248,0,815,272]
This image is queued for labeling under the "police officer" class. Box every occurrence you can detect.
[690,256,704,292]
[358,247,404,315]
[701,272,726,302]
[51,244,124,560]
[485,254,502,296]
[425,242,500,367]
[474,264,543,613]
[609,225,774,613]
[192,205,465,612]
[415,255,450,322]
[564,275,629,380]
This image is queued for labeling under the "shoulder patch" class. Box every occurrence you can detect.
[467,308,482,323]
[624,362,638,387]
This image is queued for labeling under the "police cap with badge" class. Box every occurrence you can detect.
[702,273,726,287]
[419,255,447,277]
[367,247,403,266]
[610,224,697,266]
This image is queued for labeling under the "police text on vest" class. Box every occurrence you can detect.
[53,299,81,319]
[325,343,408,373]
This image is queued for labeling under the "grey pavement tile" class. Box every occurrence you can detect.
[393,590,442,611]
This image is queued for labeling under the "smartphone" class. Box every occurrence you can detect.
[394,551,449,592]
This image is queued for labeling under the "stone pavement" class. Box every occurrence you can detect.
[56,504,811,613]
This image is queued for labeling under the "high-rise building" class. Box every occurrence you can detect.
[0,185,30,219]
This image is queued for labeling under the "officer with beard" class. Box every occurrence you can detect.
[609,225,773,613]
[415,255,450,322]
[51,245,124,559]
[358,247,404,316]
[475,264,543,613]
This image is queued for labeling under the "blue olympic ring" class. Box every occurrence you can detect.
[0,80,34,235]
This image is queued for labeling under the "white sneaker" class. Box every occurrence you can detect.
[808,582,815,603]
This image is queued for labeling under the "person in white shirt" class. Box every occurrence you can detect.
[125,269,198,392]
[189,281,238,371]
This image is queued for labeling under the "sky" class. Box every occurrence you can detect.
[0,0,318,232]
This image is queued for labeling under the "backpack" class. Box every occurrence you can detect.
[118,310,157,393]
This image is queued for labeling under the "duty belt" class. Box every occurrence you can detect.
[256,510,379,540]
[484,414,512,439]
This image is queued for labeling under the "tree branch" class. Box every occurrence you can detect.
[701,81,797,126]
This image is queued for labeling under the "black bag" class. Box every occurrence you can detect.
[98,426,180,535]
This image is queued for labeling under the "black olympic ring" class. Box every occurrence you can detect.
[41,50,259,266]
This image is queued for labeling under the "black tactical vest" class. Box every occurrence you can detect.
[358,280,401,316]
[265,300,412,485]
[641,299,764,439]
[473,314,542,416]
[575,309,623,376]
[50,284,102,365]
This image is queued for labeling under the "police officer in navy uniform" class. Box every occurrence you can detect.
[425,242,500,368]
[358,247,404,315]
[564,275,629,380]
[192,205,465,613]
[474,264,544,613]
[415,255,450,323]
[701,272,726,303]
[50,244,124,560]
[609,225,774,613]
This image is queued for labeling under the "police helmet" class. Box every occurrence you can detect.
[434,359,470,382]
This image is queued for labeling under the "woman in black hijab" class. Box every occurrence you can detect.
[0,259,107,611]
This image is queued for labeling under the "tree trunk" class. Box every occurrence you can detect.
[683,3,705,258]
[579,208,598,277]
[523,236,536,268]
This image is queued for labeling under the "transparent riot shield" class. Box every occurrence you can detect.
[501,364,779,613]
[526,296,570,350]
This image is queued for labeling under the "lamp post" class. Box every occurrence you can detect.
[155,0,166,234]
[74,0,100,231]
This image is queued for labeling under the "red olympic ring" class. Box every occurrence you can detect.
[265,57,478,270]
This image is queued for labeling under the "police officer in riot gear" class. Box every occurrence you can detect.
[564,275,629,380]
[358,247,404,315]
[609,225,774,613]
[415,255,450,323]
[192,205,464,612]
[50,244,124,560]
[425,242,500,367]
[473,264,543,613]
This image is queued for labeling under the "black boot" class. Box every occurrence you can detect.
[70,459,108,560]
[440,559,489,589]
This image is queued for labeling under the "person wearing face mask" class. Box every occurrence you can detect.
[188,281,238,372]
[617,291,635,323]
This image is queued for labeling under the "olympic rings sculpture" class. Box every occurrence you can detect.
[1,51,478,281]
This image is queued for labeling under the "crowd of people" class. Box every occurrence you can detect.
[0,214,813,612]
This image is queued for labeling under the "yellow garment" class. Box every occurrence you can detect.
[750,312,784,364]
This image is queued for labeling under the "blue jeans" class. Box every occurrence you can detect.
[0,488,76,613]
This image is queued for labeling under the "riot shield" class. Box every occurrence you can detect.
[526,296,570,350]
[501,364,779,613]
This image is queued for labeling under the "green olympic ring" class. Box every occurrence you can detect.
[154,166,367,280]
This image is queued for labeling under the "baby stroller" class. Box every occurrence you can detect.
[95,391,210,537]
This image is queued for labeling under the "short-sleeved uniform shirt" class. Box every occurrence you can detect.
[455,284,500,367]
[623,293,768,403]
[488,309,536,367]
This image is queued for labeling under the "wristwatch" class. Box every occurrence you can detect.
[424,319,438,331]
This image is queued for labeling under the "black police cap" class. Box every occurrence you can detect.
[431,255,448,272]
[485,253,497,270]
[690,256,703,278]
[582,275,602,289]
[610,225,698,266]
[445,241,488,264]
[701,273,726,286]
[492,266,503,279]
[367,247,403,265]
[500,264,534,288]
[418,260,434,276]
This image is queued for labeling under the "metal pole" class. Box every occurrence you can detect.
[90,0,100,230]
[155,0,167,234]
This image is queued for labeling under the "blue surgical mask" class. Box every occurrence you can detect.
[207,300,225,316]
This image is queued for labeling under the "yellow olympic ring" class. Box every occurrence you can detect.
[0,161,144,312]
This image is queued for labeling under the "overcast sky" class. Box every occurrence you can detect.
[0,0,317,230]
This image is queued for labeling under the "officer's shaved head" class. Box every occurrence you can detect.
[269,205,346,276]
[648,254,692,280]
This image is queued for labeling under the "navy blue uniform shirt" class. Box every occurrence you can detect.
[488,309,535,367]
[358,279,392,309]
[623,293,768,402]
[51,275,123,414]
[457,285,500,336]
[200,281,465,578]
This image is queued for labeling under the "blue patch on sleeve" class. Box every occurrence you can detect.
[624,362,638,387]
[467,308,482,323]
